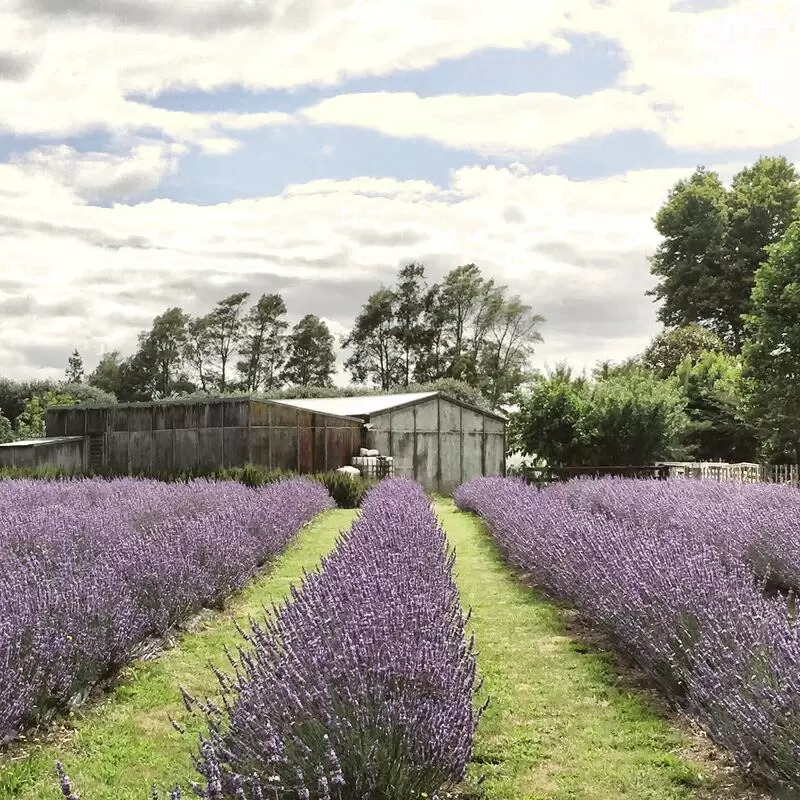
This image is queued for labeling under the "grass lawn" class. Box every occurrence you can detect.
[0,508,359,800]
[437,499,760,800]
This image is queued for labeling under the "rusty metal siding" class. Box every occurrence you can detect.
[107,432,129,471]
[153,429,175,472]
[174,429,199,467]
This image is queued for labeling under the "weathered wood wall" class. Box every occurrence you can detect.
[0,437,87,470]
[45,398,364,474]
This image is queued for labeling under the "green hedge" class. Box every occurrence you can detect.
[0,463,373,509]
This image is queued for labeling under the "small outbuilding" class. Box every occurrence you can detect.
[39,391,505,494]
[269,391,507,494]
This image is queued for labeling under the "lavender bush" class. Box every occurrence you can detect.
[185,477,481,800]
[455,476,800,795]
[0,476,333,744]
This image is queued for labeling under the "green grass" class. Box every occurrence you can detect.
[0,508,358,800]
[438,499,717,800]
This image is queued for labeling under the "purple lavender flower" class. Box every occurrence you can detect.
[192,478,481,799]
[1,477,332,742]
[455,475,800,794]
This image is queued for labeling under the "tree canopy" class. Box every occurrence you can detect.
[741,219,800,462]
[648,157,800,352]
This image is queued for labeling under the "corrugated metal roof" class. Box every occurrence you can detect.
[270,391,440,419]
[0,436,85,448]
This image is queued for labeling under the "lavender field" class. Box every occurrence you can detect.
[455,476,800,796]
[0,476,333,744]
[182,477,481,800]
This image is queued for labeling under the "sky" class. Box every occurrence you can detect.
[1,0,799,384]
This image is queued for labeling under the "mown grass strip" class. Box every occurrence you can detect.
[0,508,358,800]
[438,499,736,800]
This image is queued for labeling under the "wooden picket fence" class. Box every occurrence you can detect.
[512,461,800,488]
[656,461,800,486]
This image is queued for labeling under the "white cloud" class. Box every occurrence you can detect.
[301,89,661,157]
[9,141,187,201]
[2,0,799,155]
[0,156,740,380]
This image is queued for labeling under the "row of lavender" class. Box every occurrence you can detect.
[455,476,800,795]
[0,477,333,744]
[175,477,481,800]
[547,477,800,593]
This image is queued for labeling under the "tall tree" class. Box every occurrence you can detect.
[282,315,336,388]
[641,324,727,379]
[413,283,449,384]
[723,156,800,351]
[675,350,757,462]
[392,263,429,387]
[237,293,288,392]
[648,158,800,351]
[87,351,124,397]
[438,263,487,379]
[741,219,800,462]
[185,316,214,393]
[140,307,190,398]
[200,292,251,393]
[65,349,84,383]
[478,295,544,405]
[343,288,399,389]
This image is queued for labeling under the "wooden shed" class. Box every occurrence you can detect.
[270,391,506,494]
[44,397,364,474]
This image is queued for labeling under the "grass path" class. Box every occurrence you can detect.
[438,499,741,800]
[0,508,358,800]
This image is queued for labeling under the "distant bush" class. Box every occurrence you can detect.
[0,463,373,508]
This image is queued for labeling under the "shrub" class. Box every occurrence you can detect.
[183,478,482,799]
[0,465,372,508]
[0,477,332,743]
[455,476,800,795]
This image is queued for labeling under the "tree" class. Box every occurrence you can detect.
[675,350,757,462]
[507,365,593,467]
[641,324,726,379]
[0,409,12,444]
[741,219,800,462]
[15,390,77,440]
[185,316,214,393]
[141,307,191,398]
[65,349,84,383]
[282,315,336,388]
[343,288,400,389]
[392,263,429,387]
[478,295,544,405]
[200,292,251,393]
[237,293,288,392]
[87,351,124,397]
[648,157,800,351]
[414,283,449,383]
[438,263,488,380]
[583,369,689,465]
[509,366,689,467]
